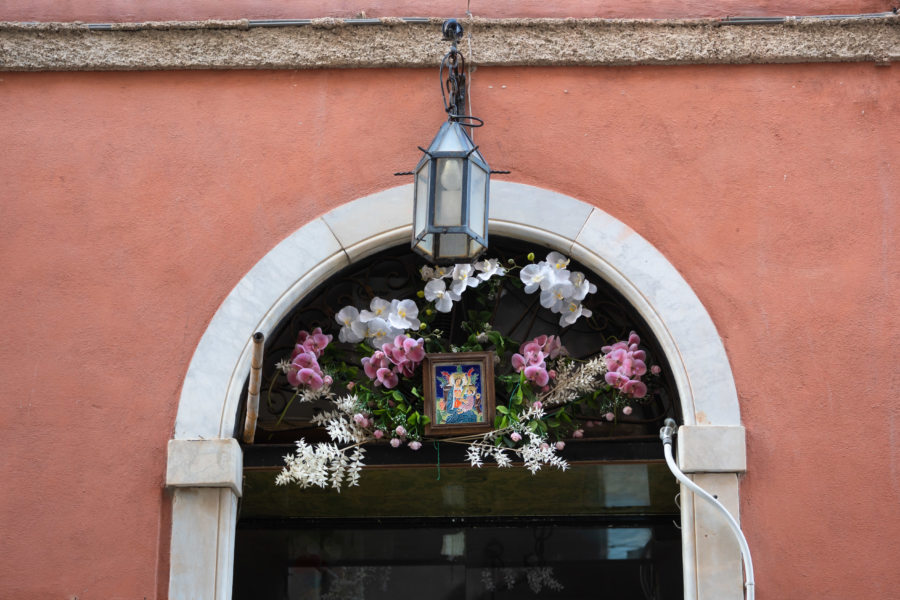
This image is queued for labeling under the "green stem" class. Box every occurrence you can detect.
[275,389,301,428]
[266,370,280,411]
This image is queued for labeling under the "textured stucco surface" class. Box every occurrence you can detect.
[0,0,895,22]
[1,16,898,71]
[1,64,898,598]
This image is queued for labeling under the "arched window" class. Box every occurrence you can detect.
[232,237,684,599]
[166,182,746,600]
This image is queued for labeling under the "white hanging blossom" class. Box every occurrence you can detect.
[520,431,569,474]
[277,394,371,492]
[464,402,566,473]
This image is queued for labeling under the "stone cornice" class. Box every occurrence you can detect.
[1,16,897,71]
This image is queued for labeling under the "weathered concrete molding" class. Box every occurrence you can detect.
[166,438,243,496]
[1,16,897,71]
[678,425,747,473]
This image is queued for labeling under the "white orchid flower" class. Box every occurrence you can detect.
[419,265,435,280]
[450,263,481,295]
[520,263,553,294]
[569,271,598,301]
[546,251,571,271]
[335,305,367,343]
[540,281,576,313]
[433,265,453,279]
[388,298,421,330]
[366,317,402,348]
[475,258,506,281]
[424,279,460,313]
[559,300,593,326]
[359,297,391,323]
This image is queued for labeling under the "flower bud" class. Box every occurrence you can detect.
[622,406,633,415]
[409,441,422,451]
[510,432,522,443]
[395,425,407,437]
[426,309,434,316]
[373,429,384,439]
[419,322,427,330]
[532,401,542,410]
[527,252,535,261]
[556,441,565,451]
[651,365,661,375]
[417,290,425,298]
[390,437,401,448]
[605,412,615,421]
[573,429,584,438]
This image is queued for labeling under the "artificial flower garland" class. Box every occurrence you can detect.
[274,251,661,491]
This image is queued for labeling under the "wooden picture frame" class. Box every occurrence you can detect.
[423,351,495,437]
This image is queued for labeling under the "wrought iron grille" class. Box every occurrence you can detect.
[236,237,680,447]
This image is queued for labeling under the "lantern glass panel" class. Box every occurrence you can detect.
[415,233,434,259]
[438,233,468,259]
[434,122,470,153]
[467,163,487,238]
[414,162,430,238]
[435,158,464,227]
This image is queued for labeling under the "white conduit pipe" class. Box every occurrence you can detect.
[660,418,755,600]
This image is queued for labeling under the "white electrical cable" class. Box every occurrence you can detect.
[660,419,755,600]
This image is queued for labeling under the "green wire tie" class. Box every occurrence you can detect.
[434,440,441,480]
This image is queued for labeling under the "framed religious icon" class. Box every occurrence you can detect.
[423,351,495,436]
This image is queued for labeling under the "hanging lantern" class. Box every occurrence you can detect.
[411,19,491,264]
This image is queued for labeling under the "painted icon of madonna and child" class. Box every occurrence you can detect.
[424,352,495,436]
[437,366,484,424]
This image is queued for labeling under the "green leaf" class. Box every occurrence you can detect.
[421,415,431,425]
[496,405,509,414]
[548,418,560,427]
[487,331,504,352]
[500,415,509,429]
[391,390,404,403]
[528,420,540,432]
[407,412,419,425]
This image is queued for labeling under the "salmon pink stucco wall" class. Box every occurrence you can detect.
[1,0,894,22]
[0,64,898,598]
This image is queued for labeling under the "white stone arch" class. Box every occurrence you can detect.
[165,181,747,599]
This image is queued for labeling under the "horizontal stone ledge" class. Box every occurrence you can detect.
[166,438,243,496]
[677,425,747,473]
[0,15,897,71]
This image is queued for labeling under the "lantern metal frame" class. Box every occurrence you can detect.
[410,19,492,264]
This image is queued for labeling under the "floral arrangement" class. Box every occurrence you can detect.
[273,251,661,491]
